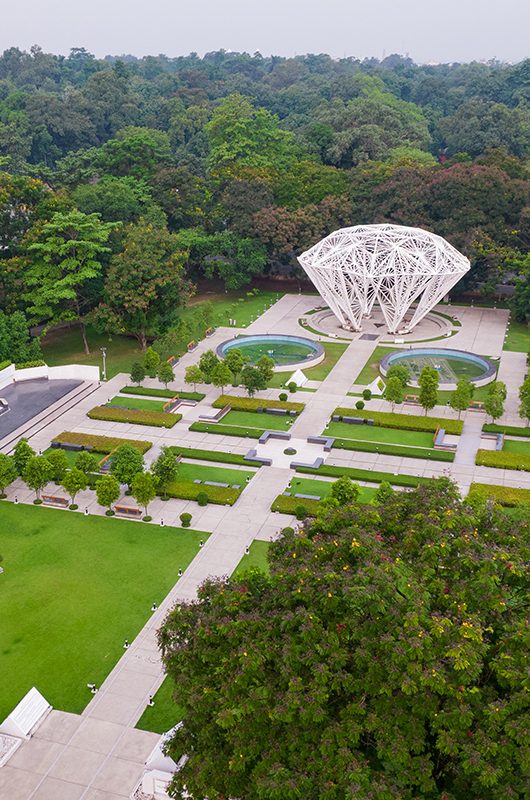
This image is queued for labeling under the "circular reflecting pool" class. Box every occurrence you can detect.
[380,348,496,387]
[217,334,324,367]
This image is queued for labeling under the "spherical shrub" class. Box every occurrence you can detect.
[288,382,297,393]
[294,504,307,520]
[180,512,192,527]
[355,400,365,410]
[197,492,208,507]
[362,389,372,400]
[281,526,295,535]
[279,392,288,401]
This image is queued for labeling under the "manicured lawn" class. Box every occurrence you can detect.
[354,346,398,385]
[232,541,271,577]
[302,342,349,381]
[324,421,435,448]
[288,477,378,503]
[136,677,183,734]
[177,462,255,485]
[109,395,167,412]
[223,410,293,431]
[503,438,530,455]
[503,320,530,353]
[0,503,207,720]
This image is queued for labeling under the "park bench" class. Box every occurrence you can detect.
[204,480,230,487]
[231,484,241,489]
[342,416,363,424]
[114,505,142,518]
[294,493,321,501]
[469,400,485,411]
[258,430,291,444]
[42,494,69,508]
[405,394,421,405]
[290,457,324,470]
[52,442,85,451]
[307,435,334,452]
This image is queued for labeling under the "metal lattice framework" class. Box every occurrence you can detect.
[298,224,470,333]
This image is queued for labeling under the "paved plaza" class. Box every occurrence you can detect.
[0,294,528,799]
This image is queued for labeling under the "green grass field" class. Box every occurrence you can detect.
[503,438,530,455]
[324,421,435,448]
[354,346,398,384]
[288,477,378,503]
[232,541,271,577]
[109,395,167,412]
[302,342,349,381]
[0,503,207,720]
[223,410,293,431]
[503,320,530,353]
[176,462,255,485]
[136,677,183,734]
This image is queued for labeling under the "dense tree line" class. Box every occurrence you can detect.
[0,47,529,350]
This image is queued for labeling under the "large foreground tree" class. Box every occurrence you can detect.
[160,480,529,800]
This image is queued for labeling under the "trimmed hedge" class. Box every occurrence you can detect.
[468,482,530,507]
[189,422,263,439]
[332,438,455,462]
[164,480,240,505]
[483,423,530,439]
[121,386,205,401]
[296,464,431,488]
[333,408,463,435]
[168,446,255,466]
[52,431,152,454]
[476,449,530,471]
[0,359,11,371]
[88,405,181,428]
[15,359,46,369]
[271,493,320,517]
[213,394,304,413]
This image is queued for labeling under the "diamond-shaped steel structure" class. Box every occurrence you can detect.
[298,224,470,333]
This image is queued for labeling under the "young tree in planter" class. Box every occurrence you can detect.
[485,383,505,423]
[74,451,101,477]
[0,454,17,498]
[110,444,144,490]
[330,475,360,506]
[224,348,247,384]
[46,449,69,483]
[153,446,179,500]
[131,471,157,520]
[160,479,529,800]
[23,455,53,502]
[96,474,120,515]
[185,364,204,392]
[385,375,405,412]
[130,361,146,385]
[211,361,233,394]
[13,438,36,476]
[61,467,88,508]
[199,350,219,381]
[158,360,174,389]
[519,376,530,425]
[450,376,473,419]
[143,346,160,377]
[418,366,439,415]
[256,354,275,384]
[241,365,266,397]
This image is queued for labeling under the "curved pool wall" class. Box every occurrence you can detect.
[217,334,325,372]
[379,348,497,390]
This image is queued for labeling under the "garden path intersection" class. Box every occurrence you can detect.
[0,294,528,799]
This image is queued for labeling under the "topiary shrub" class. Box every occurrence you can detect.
[294,504,307,520]
[281,526,294,535]
[279,393,288,401]
[355,400,365,410]
[143,515,152,522]
[197,492,209,506]
[180,512,192,527]
[288,381,297,393]
[362,389,372,400]
[69,503,78,510]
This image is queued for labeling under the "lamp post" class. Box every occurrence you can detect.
[100,347,107,382]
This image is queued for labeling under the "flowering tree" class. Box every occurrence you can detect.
[160,480,528,800]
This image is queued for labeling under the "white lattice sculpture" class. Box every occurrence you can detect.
[298,224,469,333]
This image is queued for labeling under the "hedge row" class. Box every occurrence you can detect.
[168,446,255,466]
[15,359,47,369]
[296,464,432,487]
[483,423,530,439]
[121,386,205,401]
[164,480,240,505]
[476,449,530,471]
[332,438,455,462]
[333,408,463,435]
[0,359,11,371]
[213,394,304,413]
[271,493,320,517]
[189,422,263,439]
[468,482,530,507]
[52,431,152,454]
[88,405,181,428]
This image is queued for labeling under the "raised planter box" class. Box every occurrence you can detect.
[307,435,334,452]
[258,430,291,444]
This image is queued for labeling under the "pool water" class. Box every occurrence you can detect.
[218,335,323,367]
[380,348,495,386]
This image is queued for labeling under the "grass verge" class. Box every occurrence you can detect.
[168,446,255,466]
[295,464,431,487]
[189,422,263,439]
[468,482,530,507]
[331,437,454,462]
[232,541,271,577]
[302,342,349,381]
[136,677,183,735]
[475,449,530,471]
[333,408,463,435]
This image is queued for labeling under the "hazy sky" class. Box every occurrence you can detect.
[2,0,528,64]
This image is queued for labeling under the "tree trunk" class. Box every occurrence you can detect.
[139,331,147,351]
[80,320,90,355]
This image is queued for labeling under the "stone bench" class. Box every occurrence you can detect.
[114,505,142,518]
[231,484,241,489]
[495,433,504,451]
[258,430,291,444]
[199,405,230,422]
[294,493,321,501]
[342,416,364,424]
[42,494,69,508]
[193,479,202,484]
[244,448,272,466]
[290,457,324,470]
[51,442,86,451]
[204,480,229,488]
[307,435,334,452]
